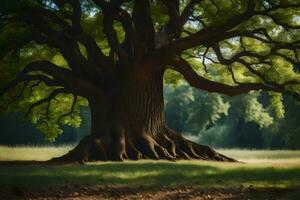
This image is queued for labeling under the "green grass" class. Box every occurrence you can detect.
[0,145,73,161]
[220,149,300,162]
[0,145,300,189]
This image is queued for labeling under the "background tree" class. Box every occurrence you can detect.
[0,108,90,145]
[164,86,291,149]
[1,0,300,162]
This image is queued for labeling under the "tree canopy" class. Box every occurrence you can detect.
[1,0,300,141]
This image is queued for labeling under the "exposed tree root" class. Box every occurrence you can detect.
[49,127,236,164]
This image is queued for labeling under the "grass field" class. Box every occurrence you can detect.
[0,146,300,199]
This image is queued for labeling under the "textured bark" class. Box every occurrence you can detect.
[3,0,299,165]
[51,69,235,163]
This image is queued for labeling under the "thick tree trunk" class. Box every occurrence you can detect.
[51,69,235,163]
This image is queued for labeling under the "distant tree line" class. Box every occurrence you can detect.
[165,85,300,149]
[1,84,300,149]
[0,108,90,145]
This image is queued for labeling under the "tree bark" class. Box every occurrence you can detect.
[51,67,235,163]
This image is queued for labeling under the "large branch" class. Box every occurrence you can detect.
[0,60,72,98]
[57,94,77,123]
[25,11,84,74]
[162,0,205,39]
[0,74,58,99]
[76,32,112,68]
[26,88,69,118]
[210,36,300,83]
[93,0,134,63]
[0,61,105,99]
[70,0,82,32]
[180,0,203,25]
[114,9,138,60]
[169,58,293,96]
[162,1,300,53]
[94,0,137,53]
[103,14,128,63]
[63,1,110,67]
[23,61,107,97]
[20,61,78,85]
[160,1,253,53]
[27,4,109,73]
[132,0,155,51]
[161,0,181,39]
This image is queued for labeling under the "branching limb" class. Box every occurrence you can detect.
[24,3,110,73]
[162,1,300,54]
[67,0,111,67]
[0,74,58,99]
[0,60,105,100]
[132,0,155,51]
[29,81,42,97]
[180,0,206,26]
[210,37,300,85]
[93,0,136,63]
[26,88,69,118]
[169,57,295,96]
[161,0,254,53]
[21,60,106,97]
[103,14,128,63]
[95,1,138,56]
[71,0,82,32]
[211,43,270,83]
[161,0,182,39]
[19,61,92,93]
[76,32,112,68]
[57,94,78,123]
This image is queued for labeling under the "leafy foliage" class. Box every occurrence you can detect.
[1,0,300,141]
[165,84,300,148]
[269,92,285,118]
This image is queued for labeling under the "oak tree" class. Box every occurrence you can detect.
[1,0,300,162]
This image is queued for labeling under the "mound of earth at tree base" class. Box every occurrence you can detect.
[0,185,299,200]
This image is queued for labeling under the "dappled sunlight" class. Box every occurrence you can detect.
[2,145,300,166]
[218,149,300,159]
[218,149,300,166]
[238,159,300,166]
[0,147,300,192]
[1,0,300,198]
[1,159,300,189]
[0,145,73,161]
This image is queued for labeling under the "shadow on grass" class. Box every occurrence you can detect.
[0,161,299,188]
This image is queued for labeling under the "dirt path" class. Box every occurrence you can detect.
[1,185,299,200]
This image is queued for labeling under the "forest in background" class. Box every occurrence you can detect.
[1,82,300,149]
[164,84,300,149]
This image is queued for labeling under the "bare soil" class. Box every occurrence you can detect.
[0,185,298,200]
